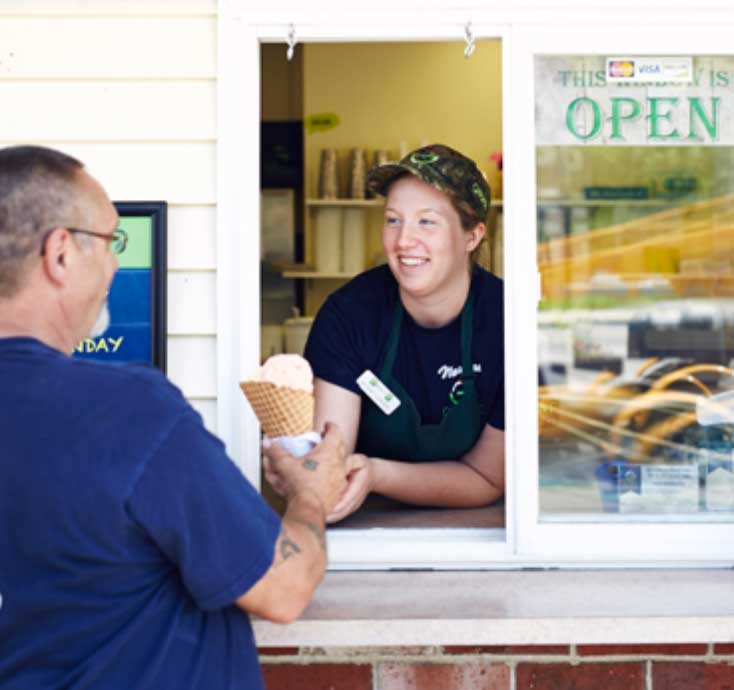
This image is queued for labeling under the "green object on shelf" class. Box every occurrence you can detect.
[663,176,698,198]
[584,186,650,200]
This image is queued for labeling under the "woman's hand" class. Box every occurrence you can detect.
[326,453,373,523]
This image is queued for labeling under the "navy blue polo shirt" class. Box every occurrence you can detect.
[0,338,280,690]
[305,264,504,436]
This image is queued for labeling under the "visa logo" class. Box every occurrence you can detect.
[639,65,662,74]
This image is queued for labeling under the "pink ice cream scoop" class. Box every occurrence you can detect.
[256,354,314,394]
[240,354,316,450]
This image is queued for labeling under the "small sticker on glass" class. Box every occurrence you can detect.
[606,56,693,84]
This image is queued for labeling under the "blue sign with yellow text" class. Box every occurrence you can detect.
[72,203,167,371]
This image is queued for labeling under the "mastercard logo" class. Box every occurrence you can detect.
[609,60,635,78]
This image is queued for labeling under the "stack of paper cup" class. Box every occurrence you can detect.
[341,208,366,275]
[315,207,342,273]
[349,148,367,199]
[318,148,338,199]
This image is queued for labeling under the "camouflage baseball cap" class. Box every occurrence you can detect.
[366,143,491,223]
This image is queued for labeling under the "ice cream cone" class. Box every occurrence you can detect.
[240,381,314,438]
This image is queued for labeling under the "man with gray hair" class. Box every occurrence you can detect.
[0,145,348,690]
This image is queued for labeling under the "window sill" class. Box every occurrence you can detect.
[253,569,734,646]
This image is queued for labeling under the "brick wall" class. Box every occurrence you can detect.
[259,644,734,689]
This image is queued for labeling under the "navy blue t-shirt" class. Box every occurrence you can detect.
[305,265,504,437]
[0,338,281,690]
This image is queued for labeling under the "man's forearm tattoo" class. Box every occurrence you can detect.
[278,526,302,562]
[306,521,327,552]
[302,458,319,471]
[293,517,327,553]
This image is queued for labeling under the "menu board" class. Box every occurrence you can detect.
[73,202,167,371]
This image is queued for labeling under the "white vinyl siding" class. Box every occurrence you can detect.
[0,1,219,433]
[0,17,215,79]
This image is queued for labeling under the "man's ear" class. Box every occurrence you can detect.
[466,222,486,253]
[42,228,72,286]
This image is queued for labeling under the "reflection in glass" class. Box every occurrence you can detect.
[536,55,734,520]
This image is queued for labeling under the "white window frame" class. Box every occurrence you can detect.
[219,1,734,568]
[513,23,734,565]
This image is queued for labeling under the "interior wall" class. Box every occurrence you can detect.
[302,40,503,314]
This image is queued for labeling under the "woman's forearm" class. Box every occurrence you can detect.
[369,457,502,508]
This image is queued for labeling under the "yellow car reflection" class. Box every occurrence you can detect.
[539,359,734,464]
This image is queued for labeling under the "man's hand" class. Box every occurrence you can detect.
[263,422,348,516]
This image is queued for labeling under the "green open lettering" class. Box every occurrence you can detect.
[688,97,720,141]
[609,97,641,140]
[648,97,680,139]
[566,97,602,141]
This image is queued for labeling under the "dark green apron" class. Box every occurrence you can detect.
[355,289,483,462]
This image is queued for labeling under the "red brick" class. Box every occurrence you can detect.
[653,661,734,690]
[714,645,734,655]
[262,663,372,690]
[442,645,569,655]
[504,646,570,655]
[578,644,707,656]
[516,662,645,690]
[378,662,510,690]
[302,646,436,657]
[258,647,300,656]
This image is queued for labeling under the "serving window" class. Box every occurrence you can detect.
[258,36,508,560]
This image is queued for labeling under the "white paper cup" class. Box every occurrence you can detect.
[273,431,322,457]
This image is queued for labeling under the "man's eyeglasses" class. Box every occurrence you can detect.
[40,227,128,256]
[68,228,128,255]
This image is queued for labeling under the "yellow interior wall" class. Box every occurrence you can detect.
[302,40,503,314]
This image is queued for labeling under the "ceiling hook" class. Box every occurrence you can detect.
[286,24,297,62]
[464,21,475,59]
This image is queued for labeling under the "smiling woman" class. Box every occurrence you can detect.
[302,144,505,524]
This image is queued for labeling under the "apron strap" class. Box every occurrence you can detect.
[380,298,404,378]
[460,289,475,382]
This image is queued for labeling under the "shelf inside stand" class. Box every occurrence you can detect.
[278,263,357,280]
[306,198,503,208]
[306,198,384,208]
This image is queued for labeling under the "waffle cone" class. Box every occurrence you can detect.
[240,381,314,437]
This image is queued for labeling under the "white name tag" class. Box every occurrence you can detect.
[356,370,401,416]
